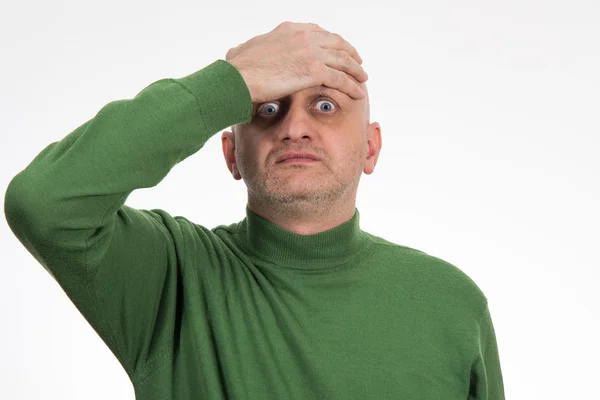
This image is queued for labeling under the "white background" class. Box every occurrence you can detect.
[1,0,599,398]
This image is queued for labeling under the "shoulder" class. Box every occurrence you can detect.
[362,231,488,311]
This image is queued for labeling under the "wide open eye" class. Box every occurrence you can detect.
[256,97,337,118]
[315,99,336,112]
[258,102,280,116]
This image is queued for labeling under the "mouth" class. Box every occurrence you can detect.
[278,158,319,164]
[276,151,321,163]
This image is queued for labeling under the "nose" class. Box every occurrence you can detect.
[275,105,315,143]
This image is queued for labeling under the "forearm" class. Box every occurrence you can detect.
[5,59,251,247]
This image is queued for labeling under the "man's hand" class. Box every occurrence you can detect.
[225,21,368,104]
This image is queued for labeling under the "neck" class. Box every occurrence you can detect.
[247,195,357,236]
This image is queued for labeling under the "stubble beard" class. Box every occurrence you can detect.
[237,140,367,219]
[242,161,358,219]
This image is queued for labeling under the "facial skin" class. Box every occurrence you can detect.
[221,77,382,235]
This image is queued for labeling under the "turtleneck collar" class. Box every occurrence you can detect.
[236,205,371,270]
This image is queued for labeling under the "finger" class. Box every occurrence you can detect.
[324,68,366,100]
[324,49,369,83]
[328,31,364,65]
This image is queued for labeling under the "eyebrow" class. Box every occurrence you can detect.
[308,86,350,101]
[269,86,350,104]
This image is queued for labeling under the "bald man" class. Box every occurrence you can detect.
[5,22,505,400]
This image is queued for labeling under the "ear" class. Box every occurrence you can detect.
[363,122,382,175]
[221,130,242,180]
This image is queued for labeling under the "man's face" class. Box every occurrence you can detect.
[221,81,381,208]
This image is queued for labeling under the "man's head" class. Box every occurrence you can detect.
[221,77,381,216]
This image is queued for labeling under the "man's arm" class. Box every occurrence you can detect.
[3,59,252,383]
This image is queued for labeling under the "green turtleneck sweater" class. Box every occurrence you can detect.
[4,60,505,399]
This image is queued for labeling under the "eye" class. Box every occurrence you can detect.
[257,102,280,117]
[315,99,336,112]
[256,97,337,117]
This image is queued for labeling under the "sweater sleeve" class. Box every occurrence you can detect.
[468,304,506,399]
[3,59,252,383]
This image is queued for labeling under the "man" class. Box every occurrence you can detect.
[4,21,505,399]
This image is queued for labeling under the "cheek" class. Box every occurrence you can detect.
[236,141,267,168]
[336,137,363,158]
[335,143,366,171]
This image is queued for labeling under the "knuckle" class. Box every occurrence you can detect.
[293,29,310,42]
[338,50,352,65]
[332,70,343,84]
[345,51,355,65]
[226,46,238,60]
[332,32,343,42]
[277,21,292,30]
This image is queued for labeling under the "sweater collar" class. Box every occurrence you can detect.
[238,205,370,270]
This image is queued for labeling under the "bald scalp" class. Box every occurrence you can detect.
[359,80,370,123]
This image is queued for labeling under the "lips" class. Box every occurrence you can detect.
[276,151,320,163]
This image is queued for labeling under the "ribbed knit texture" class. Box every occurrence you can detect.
[4,59,505,399]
